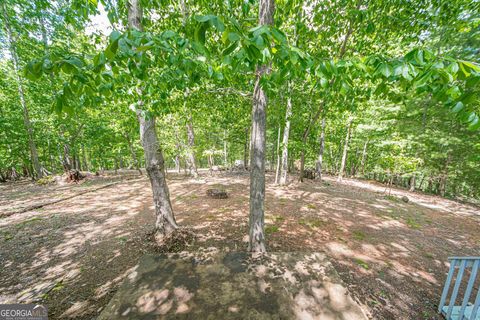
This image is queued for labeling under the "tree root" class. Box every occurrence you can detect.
[148,228,196,253]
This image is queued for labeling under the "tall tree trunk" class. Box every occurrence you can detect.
[186,115,198,178]
[82,144,89,172]
[279,93,292,185]
[338,117,353,181]
[274,126,281,184]
[249,0,274,253]
[360,138,368,176]
[299,103,323,182]
[315,118,326,181]
[223,129,228,168]
[2,3,43,179]
[125,133,142,175]
[439,154,451,197]
[128,0,178,241]
[244,127,249,170]
[62,143,72,171]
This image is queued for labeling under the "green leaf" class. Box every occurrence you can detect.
[222,42,238,55]
[227,32,241,42]
[452,101,464,113]
[195,15,214,23]
[162,30,176,39]
[379,63,393,78]
[250,25,269,37]
[109,30,122,42]
[54,95,63,114]
[459,60,480,72]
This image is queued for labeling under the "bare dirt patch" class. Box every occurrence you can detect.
[0,170,478,319]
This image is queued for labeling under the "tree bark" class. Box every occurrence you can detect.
[338,116,353,181]
[279,93,292,185]
[244,127,249,170]
[299,103,323,182]
[223,129,228,168]
[186,115,198,178]
[439,154,451,197]
[360,138,368,176]
[315,118,326,181]
[128,0,178,241]
[124,133,142,175]
[274,126,281,184]
[249,0,274,253]
[2,3,43,179]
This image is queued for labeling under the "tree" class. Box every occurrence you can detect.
[127,0,178,242]
[248,0,275,252]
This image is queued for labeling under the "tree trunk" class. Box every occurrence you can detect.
[186,115,198,178]
[409,175,416,192]
[338,117,353,181]
[244,127,249,170]
[359,138,368,176]
[223,129,228,168]
[62,144,72,172]
[315,118,326,181]
[125,133,142,175]
[279,94,292,185]
[249,0,274,253]
[439,154,451,197]
[82,144,89,172]
[2,3,43,179]
[128,0,178,241]
[299,103,323,182]
[274,126,281,184]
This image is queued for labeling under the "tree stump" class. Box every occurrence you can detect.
[206,188,228,199]
[302,168,316,180]
[66,169,84,183]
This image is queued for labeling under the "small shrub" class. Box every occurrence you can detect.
[37,176,55,185]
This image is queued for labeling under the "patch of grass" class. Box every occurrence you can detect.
[384,195,399,202]
[306,203,317,209]
[352,230,367,241]
[424,252,434,259]
[273,215,285,223]
[298,218,325,229]
[2,231,13,241]
[405,217,421,229]
[265,225,279,235]
[354,258,370,270]
[15,217,43,230]
[117,236,128,244]
[51,281,64,292]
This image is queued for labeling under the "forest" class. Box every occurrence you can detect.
[0,0,479,319]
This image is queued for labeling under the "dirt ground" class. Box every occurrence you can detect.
[0,170,479,319]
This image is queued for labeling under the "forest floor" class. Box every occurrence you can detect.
[0,170,479,319]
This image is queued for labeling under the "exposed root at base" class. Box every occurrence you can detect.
[146,228,196,252]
